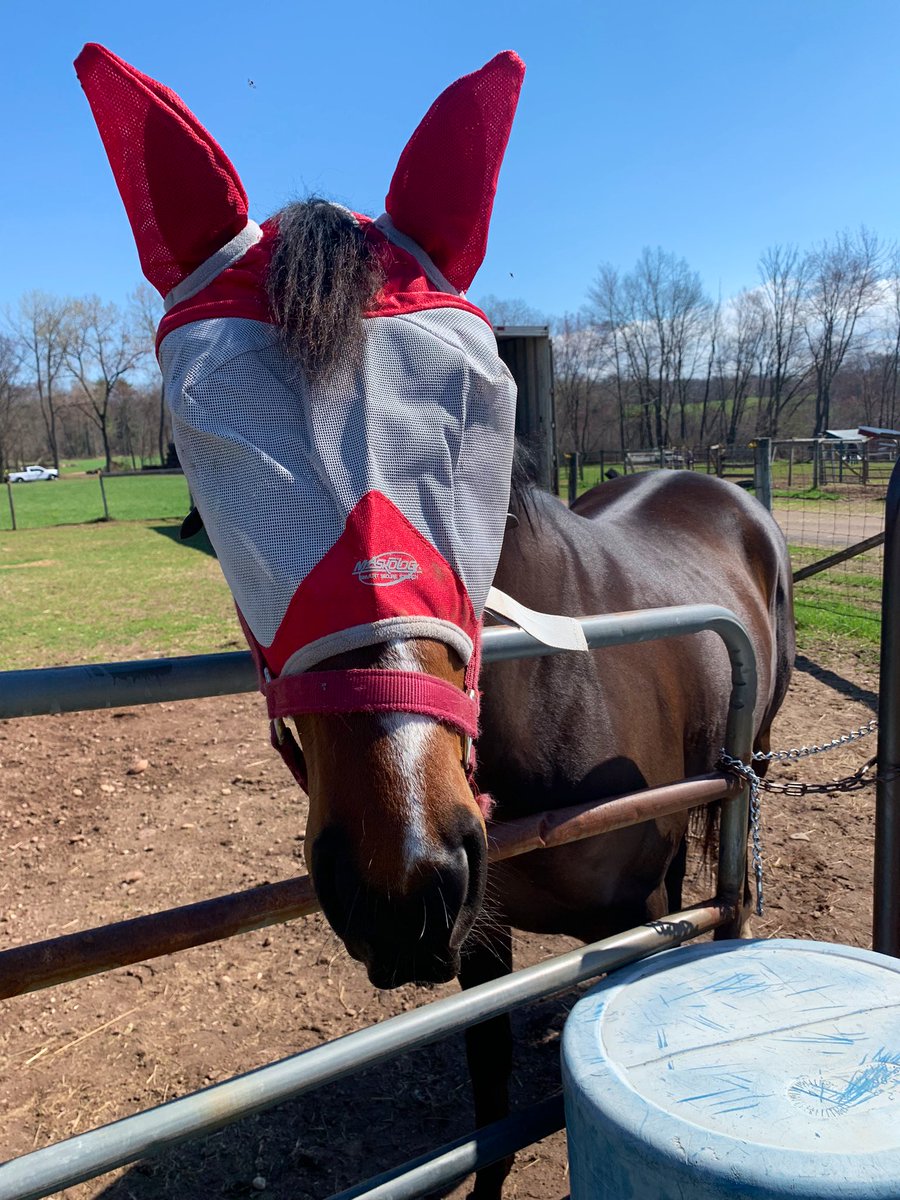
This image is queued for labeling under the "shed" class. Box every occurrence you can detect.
[494,325,557,493]
[825,428,867,442]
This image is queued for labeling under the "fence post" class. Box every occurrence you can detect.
[567,453,579,505]
[863,441,871,486]
[98,472,110,521]
[787,446,794,488]
[6,482,16,532]
[753,438,772,512]
[874,455,900,956]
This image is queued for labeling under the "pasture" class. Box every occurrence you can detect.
[0,510,882,1198]
[1,472,190,532]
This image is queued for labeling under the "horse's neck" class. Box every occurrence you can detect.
[495,485,595,607]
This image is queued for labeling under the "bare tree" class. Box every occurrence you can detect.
[756,245,811,437]
[66,296,147,472]
[475,294,548,327]
[591,249,709,448]
[0,334,23,479]
[131,283,167,464]
[553,313,611,462]
[8,292,72,470]
[803,228,882,437]
[718,290,768,445]
[590,265,633,455]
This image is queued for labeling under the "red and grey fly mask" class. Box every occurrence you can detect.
[76,44,525,986]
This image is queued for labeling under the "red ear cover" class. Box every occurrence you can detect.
[385,51,525,293]
[74,43,248,297]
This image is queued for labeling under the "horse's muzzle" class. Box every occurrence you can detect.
[310,816,487,988]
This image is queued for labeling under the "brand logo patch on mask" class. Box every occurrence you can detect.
[353,553,422,587]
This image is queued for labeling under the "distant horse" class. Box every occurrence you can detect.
[77,44,794,1200]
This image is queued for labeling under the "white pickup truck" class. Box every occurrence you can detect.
[6,465,59,483]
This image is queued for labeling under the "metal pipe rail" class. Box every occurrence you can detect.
[0,901,729,1200]
[0,604,757,1200]
[325,1094,566,1200]
[875,457,900,954]
[0,771,739,999]
[0,604,756,721]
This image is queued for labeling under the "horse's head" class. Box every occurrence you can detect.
[76,45,524,986]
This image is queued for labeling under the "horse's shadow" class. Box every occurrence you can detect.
[91,992,576,1200]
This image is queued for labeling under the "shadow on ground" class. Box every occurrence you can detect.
[794,654,878,713]
[93,994,575,1200]
[150,524,218,559]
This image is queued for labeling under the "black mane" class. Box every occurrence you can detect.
[266,198,384,383]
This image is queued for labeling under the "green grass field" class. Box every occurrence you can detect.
[0,520,237,670]
[0,470,886,672]
[789,543,882,650]
[1,473,191,531]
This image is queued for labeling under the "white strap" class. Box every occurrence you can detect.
[485,587,589,652]
[164,220,264,312]
[374,213,460,296]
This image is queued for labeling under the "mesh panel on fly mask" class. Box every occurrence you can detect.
[75,43,524,680]
[160,307,516,673]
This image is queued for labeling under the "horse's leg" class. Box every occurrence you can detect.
[457,922,514,1200]
[664,834,688,913]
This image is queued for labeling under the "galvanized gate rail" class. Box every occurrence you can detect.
[0,604,757,1200]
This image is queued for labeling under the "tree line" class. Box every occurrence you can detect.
[484,226,900,460]
[0,286,166,479]
[6,226,900,480]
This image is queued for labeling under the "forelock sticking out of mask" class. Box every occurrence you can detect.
[75,43,524,677]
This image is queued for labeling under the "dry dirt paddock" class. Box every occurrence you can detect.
[0,644,881,1199]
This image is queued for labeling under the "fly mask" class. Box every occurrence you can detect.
[75,44,525,791]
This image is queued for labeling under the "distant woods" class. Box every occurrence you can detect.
[482,227,899,460]
[0,284,165,478]
[4,227,898,480]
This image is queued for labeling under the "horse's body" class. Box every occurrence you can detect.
[451,468,793,1196]
[479,468,793,941]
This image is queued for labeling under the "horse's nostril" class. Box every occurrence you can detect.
[310,810,488,986]
[309,825,360,943]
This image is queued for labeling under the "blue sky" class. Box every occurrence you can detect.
[5,0,900,320]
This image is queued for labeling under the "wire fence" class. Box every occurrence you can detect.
[2,471,190,531]
[562,440,893,641]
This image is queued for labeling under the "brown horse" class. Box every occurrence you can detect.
[76,44,794,1198]
[298,459,793,1197]
[458,466,794,1195]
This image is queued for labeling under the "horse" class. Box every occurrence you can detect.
[459,465,794,1194]
[76,43,794,1199]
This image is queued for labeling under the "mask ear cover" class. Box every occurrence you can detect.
[74,43,249,298]
[385,51,525,294]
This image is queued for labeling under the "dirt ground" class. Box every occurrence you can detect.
[0,642,882,1199]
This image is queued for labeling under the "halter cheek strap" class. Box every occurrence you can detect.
[237,609,490,814]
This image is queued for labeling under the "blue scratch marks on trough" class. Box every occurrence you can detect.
[676,1075,771,1112]
[788,1051,900,1113]
[678,1088,737,1104]
[689,1013,730,1033]
[657,1027,668,1050]
[668,972,772,1002]
[781,1031,859,1046]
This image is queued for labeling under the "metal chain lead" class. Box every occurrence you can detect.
[717,752,765,917]
[717,717,879,918]
[751,718,877,763]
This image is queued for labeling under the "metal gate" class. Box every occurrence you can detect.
[0,605,757,1200]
